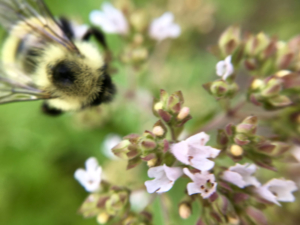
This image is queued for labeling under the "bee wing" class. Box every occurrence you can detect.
[0,0,80,54]
[0,75,52,104]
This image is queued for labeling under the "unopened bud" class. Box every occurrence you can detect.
[133,33,144,45]
[276,70,291,77]
[112,140,131,159]
[227,216,239,225]
[97,212,110,224]
[230,145,243,156]
[261,79,282,97]
[234,134,250,145]
[179,203,192,219]
[132,48,148,62]
[154,102,163,112]
[177,107,190,121]
[147,158,157,167]
[152,126,165,137]
[251,79,264,90]
[269,95,292,107]
[210,80,229,97]
[130,10,147,32]
[140,139,157,151]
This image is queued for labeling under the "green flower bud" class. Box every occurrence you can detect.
[234,133,250,146]
[112,140,131,159]
[218,26,241,56]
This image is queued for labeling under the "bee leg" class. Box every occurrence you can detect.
[82,28,112,62]
[42,102,63,116]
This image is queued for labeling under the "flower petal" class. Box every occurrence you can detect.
[171,141,189,164]
[186,132,210,147]
[222,170,247,188]
[186,182,202,195]
[163,165,183,181]
[85,157,99,172]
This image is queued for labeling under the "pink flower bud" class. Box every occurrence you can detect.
[177,107,190,121]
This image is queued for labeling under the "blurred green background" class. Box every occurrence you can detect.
[2,0,300,224]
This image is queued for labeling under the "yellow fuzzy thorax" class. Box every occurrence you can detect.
[34,41,105,111]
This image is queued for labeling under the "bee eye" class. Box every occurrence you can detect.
[52,62,75,85]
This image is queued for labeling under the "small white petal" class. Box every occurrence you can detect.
[145,165,181,193]
[74,169,87,185]
[190,157,215,171]
[222,170,247,188]
[255,179,298,205]
[186,132,210,147]
[186,182,202,195]
[171,132,220,171]
[163,164,183,181]
[149,12,180,41]
[215,55,234,80]
[90,3,128,35]
[216,61,226,76]
[147,165,164,178]
[74,157,102,192]
[171,141,190,165]
[184,168,217,198]
[85,157,99,172]
[223,163,260,188]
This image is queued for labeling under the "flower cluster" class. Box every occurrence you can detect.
[72,3,300,225]
[74,157,152,225]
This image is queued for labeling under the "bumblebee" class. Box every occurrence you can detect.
[0,0,115,115]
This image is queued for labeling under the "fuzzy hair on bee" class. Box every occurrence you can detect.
[0,0,116,115]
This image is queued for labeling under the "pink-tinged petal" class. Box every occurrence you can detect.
[190,157,215,171]
[171,141,189,164]
[149,12,180,41]
[222,170,246,188]
[145,165,181,193]
[266,179,298,202]
[255,186,280,205]
[183,168,195,180]
[187,182,202,195]
[201,183,217,199]
[189,146,220,160]
[163,165,183,181]
[145,178,171,193]
[224,163,261,188]
[168,24,181,38]
[147,166,164,178]
[186,132,210,147]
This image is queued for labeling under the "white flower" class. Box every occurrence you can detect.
[171,132,220,171]
[101,134,122,160]
[90,3,128,35]
[255,179,298,206]
[144,164,183,193]
[222,163,261,188]
[149,12,181,42]
[183,168,217,198]
[71,23,89,39]
[74,157,102,192]
[216,55,234,80]
[130,190,150,212]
